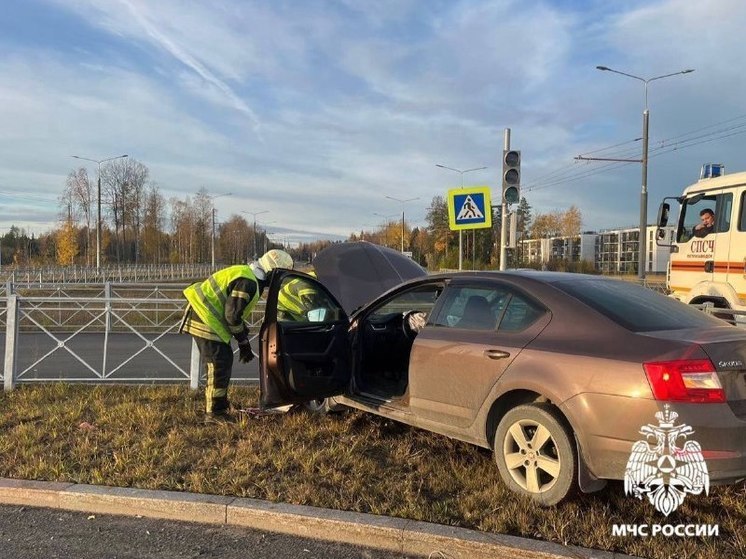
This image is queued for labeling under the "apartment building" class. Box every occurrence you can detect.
[519,225,675,274]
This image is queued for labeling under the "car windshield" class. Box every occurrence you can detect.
[553,278,725,332]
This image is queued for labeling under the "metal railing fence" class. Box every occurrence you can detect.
[2,282,266,391]
[2,279,744,392]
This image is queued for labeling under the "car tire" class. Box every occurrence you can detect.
[302,397,345,414]
[494,403,577,506]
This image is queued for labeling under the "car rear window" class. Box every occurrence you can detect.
[553,279,725,332]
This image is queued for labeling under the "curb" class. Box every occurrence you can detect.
[0,478,635,559]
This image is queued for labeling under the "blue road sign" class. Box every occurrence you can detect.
[448,187,492,230]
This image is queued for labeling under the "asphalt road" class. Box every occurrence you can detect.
[0,504,422,559]
[1,333,260,383]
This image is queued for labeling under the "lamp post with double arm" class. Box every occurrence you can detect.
[242,210,270,261]
[595,66,694,280]
[71,154,129,270]
[384,196,419,253]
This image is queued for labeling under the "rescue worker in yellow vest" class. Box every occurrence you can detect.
[277,270,319,322]
[180,249,293,421]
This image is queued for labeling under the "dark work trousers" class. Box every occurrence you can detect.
[194,337,234,414]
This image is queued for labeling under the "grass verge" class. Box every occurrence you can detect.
[1,384,744,559]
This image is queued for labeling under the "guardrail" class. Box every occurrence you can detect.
[1,282,266,391]
[698,304,746,326]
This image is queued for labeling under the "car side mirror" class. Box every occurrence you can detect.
[307,308,328,322]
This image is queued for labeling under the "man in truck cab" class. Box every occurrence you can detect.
[693,208,715,237]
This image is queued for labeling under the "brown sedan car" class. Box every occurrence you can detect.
[259,243,746,505]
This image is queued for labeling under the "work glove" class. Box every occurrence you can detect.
[238,341,255,364]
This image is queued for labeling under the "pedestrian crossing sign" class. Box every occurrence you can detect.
[447,186,492,230]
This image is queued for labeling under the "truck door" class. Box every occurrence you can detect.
[672,191,733,304]
[714,191,734,291]
[672,194,718,293]
[730,188,746,305]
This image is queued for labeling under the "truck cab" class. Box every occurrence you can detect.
[657,164,746,312]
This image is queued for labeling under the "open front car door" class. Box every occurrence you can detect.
[259,270,351,408]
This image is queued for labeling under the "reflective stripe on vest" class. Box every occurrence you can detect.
[278,272,317,316]
[183,265,259,343]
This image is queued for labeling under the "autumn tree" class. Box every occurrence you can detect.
[531,211,563,239]
[56,221,78,265]
[561,205,583,260]
[425,196,452,267]
[64,168,94,266]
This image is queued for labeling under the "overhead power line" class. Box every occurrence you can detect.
[524,113,746,192]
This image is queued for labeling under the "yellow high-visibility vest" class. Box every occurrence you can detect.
[183,265,260,343]
[278,272,317,320]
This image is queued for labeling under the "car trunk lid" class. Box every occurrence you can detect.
[644,326,746,418]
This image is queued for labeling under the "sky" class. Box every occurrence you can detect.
[2,0,746,244]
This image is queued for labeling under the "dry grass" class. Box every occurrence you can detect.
[1,384,744,559]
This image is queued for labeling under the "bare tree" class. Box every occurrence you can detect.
[218,215,251,264]
[64,168,93,266]
[141,184,167,264]
[101,158,149,263]
[193,188,212,263]
[170,196,198,263]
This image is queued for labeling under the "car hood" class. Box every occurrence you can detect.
[312,241,427,315]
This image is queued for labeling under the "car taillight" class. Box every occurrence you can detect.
[643,359,725,403]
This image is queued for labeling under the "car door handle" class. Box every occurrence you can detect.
[484,349,510,360]
[704,260,714,273]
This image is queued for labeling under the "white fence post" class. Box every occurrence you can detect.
[105,281,112,333]
[189,338,201,390]
[4,294,19,391]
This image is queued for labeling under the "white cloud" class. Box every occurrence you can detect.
[3,0,746,240]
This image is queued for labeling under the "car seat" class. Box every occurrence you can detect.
[458,295,495,330]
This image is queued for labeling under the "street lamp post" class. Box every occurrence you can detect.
[596,66,694,281]
[242,210,270,261]
[71,154,129,270]
[384,196,419,253]
[435,164,487,270]
[208,193,232,268]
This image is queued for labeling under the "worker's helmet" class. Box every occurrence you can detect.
[258,249,294,273]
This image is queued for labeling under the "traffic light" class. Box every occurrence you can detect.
[502,149,520,204]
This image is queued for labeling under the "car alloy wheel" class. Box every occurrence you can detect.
[303,398,331,413]
[494,403,577,505]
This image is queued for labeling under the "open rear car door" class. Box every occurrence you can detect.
[259,270,351,408]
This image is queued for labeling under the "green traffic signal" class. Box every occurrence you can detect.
[504,185,519,204]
